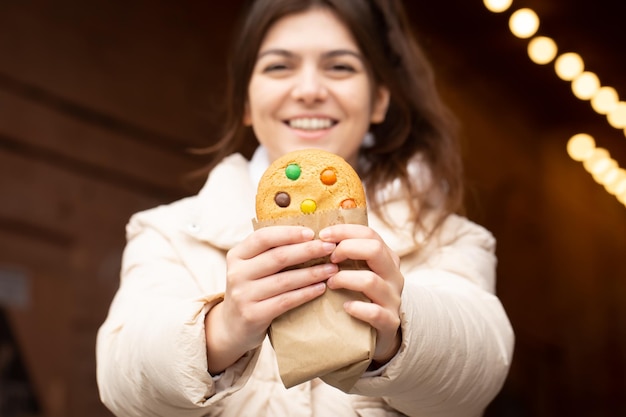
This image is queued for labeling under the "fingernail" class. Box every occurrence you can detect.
[322,242,336,252]
[319,229,330,240]
[302,228,315,239]
[323,263,337,274]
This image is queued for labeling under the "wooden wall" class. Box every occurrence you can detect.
[0,2,239,416]
[0,1,624,416]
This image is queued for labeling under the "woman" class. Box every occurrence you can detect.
[96,0,514,416]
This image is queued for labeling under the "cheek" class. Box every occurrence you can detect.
[339,81,374,115]
[247,81,281,118]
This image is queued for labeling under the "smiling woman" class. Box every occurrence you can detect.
[244,7,389,166]
[96,1,513,416]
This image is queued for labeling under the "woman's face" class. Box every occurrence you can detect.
[244,7,389,166]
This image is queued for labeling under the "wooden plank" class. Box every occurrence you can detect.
[0,1,241,144]
[0,150,171,416]
[1,230,73,417]
[0,90,206,199]
[0,147,176,236]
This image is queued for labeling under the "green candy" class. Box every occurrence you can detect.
[285,163,301,180]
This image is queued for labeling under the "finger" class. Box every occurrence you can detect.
[320,225,401,271]
[251,280,327,320]
[319,224,374,242]
[241,239,337,278]
[329,240,403,295]
[332,239,400,274]
[232,226,315,260]
[343,299,400,337]
[327,269,400,307]
[343,300,401,363]
[251,263,338,301]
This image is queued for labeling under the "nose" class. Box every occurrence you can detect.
[291,67,328,104]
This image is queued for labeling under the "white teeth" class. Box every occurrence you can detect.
[288,118,333,130]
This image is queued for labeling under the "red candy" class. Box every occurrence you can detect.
[340,199,356,209]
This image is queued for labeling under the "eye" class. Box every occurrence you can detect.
[263,62,290,73]
[329,63,356,73]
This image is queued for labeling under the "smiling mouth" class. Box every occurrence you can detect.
[286,118,336,131]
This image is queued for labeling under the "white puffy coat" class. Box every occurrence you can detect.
[96,151,514,417]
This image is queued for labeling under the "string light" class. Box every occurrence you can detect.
[509,8,540,38]
[555,53,584,81]
[591,86,619,114]
[486,4,626,207]
[483,0,513,13]
[607,102,626,129]
[567,133,596,161]
[528,36,558,64]
[571,71,601,100]
[567,134,626,205]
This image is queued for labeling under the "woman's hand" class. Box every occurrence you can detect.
[319,224,404,365]
[205,226,338,374]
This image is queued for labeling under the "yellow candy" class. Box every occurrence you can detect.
[300,199,317,214]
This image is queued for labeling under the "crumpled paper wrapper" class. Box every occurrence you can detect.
[252,207,376,392]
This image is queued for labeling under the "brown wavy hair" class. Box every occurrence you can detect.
[200,0,463,232]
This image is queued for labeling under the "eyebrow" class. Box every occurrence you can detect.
[257,48,364,61]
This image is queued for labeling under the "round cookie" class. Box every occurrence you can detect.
[256,149,366,221]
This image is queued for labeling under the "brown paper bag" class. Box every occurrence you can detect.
[252,207,377,391]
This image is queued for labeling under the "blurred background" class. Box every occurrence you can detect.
[1,1,625,416]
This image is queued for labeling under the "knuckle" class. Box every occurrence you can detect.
[255,230,274,248]
[272,272,291,292]
[239,308,257,326]
[363,270,379,287]
[275,292,295,311]
[225,248,238,264]
[268,246,290,265]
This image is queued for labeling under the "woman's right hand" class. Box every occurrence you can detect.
[205,226,338,374]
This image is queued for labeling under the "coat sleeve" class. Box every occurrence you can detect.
[96,208,259,417]
[351,215,514,417]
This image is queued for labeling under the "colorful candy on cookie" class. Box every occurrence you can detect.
[255,149,366,221]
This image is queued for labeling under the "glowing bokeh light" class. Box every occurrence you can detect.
[483,0,513,13]
[555,53,584,81]
[571,71,600,100]
[591,86,619,115]
[582,148,611,175]
[509,9,540,39]
[607,102,626,129]
[567,133,596,161]
[607,170,626,195]
[528,36,558,64]
[597,166,621,189]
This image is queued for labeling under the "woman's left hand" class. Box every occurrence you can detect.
[319,224,404,365]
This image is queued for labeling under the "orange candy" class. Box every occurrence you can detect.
[320,168,337,185]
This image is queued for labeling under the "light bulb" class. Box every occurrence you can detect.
[608,170,626,195]
[484,0,513,13]
[618,189,626,205]
[591,86,619,115]
[567,133,596,161]
[582,147,610,173]
[593,162,618,184]
[572,71,600,100]
[602,168,626,193]
[509,9,540,39]
[607,102,626,129]
[528,36,558,64]
[555,53,584,81]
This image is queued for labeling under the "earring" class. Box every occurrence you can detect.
[361,132,375,148]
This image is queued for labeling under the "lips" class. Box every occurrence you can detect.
[286,117,336,131]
